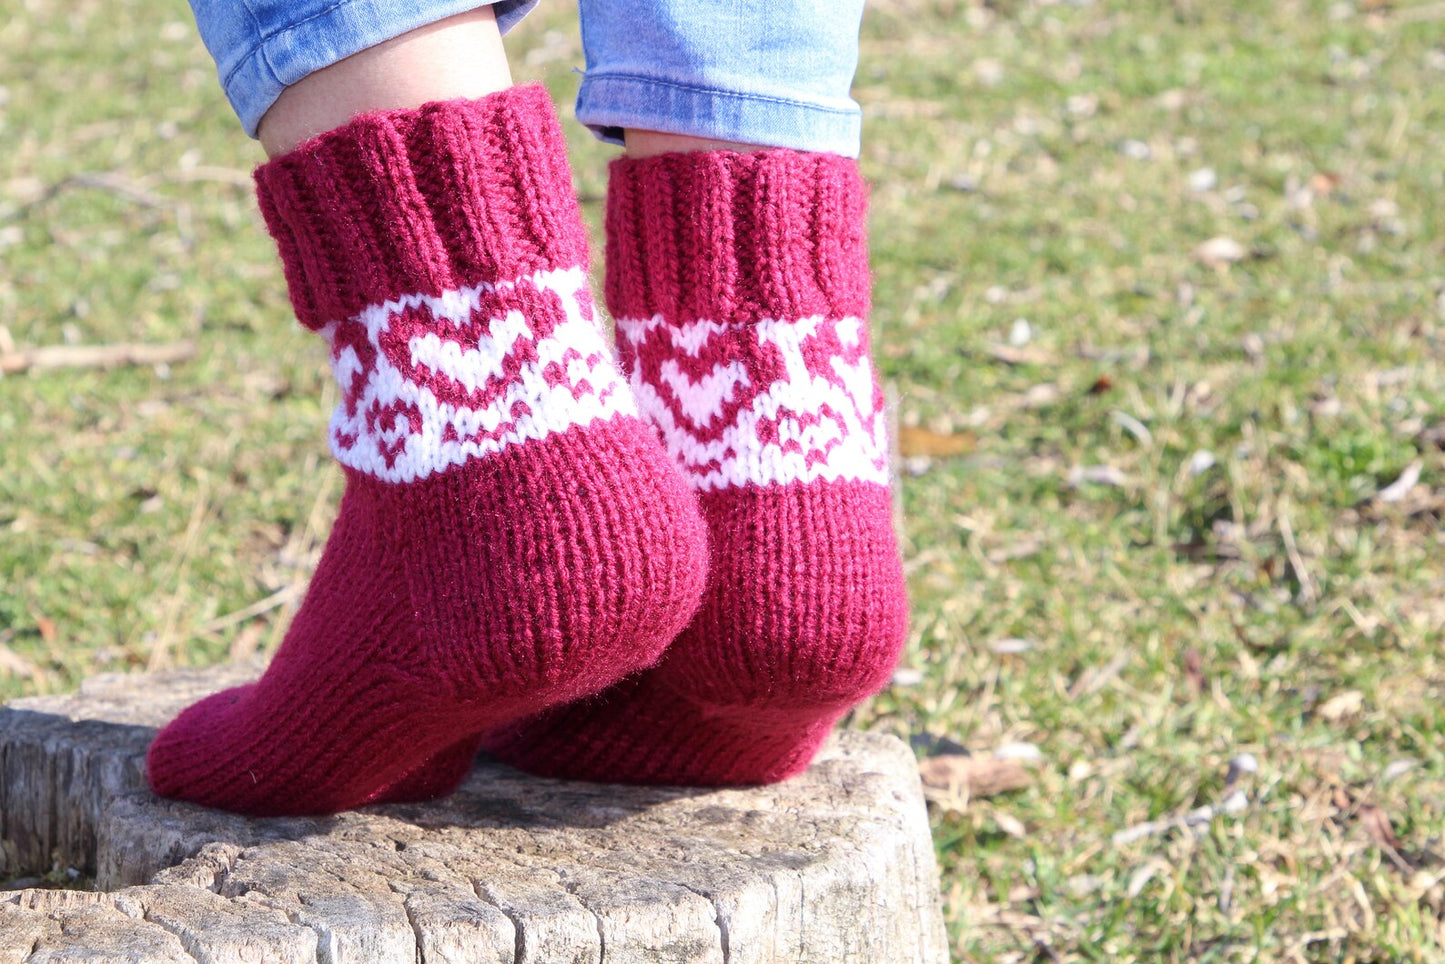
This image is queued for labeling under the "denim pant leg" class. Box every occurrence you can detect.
[189,0,538,137]
[575,0,866,157]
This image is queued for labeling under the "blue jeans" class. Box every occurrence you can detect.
[187,0,865,156]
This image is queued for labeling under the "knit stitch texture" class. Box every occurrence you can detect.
[483,149,908,785]
[146,85,707,815]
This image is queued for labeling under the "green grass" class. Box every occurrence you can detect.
[4,0,1445,959]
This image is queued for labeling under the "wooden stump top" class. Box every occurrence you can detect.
[1,665,947,963]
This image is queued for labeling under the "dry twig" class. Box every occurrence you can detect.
[0,341,196,376]
[919,754,1034,800]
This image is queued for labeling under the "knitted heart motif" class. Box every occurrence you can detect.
[617,312,888,490]
[326,266,634,482]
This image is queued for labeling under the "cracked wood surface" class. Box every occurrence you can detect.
[1,666,947,963]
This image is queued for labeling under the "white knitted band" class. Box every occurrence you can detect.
[326,266,635,483]
[617,314,889,491]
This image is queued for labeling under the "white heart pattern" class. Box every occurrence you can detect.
[616,313,890,491]
[323,266,635,483]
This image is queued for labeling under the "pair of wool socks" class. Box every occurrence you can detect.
[146,84,906,815]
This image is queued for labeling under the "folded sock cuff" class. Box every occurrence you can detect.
[604,149,870,326]
[254,84,588,330]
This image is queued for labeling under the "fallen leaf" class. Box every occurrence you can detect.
[1021,383,1060,408]
[1008,318,1032,346]
[1155,89,1188,110]
[1219,790,1248,816]
[1068,465,1128,488]
[3,176,47,205]
[1006,883,1041,902]
[918,754,1033,798]
[1187,167,1218,192]
[35,616,57,645]
[1118,138,1151,160]
[1318,689,1365,723]
[1068,652,1129,699]
[1357,803,1399,850]
[1193,236,1248,267]
[1225,753,1259,787]
[986,540,1043,563]
[1285,176,1316,211]
[1382,759,1417,783]
[899,455,933,477]
[1127,861,1163,899]
[994,742,1043,762]
[973,58,1004,86]
[1376,460,1422,503]
[1369,197,1401,221]
[897,426,977,458]
[1110,410,1152,446]
[985,344,1054,366]
[1065,874,1105,898]
[1182,649,1206,698]
[994,812,1027,838]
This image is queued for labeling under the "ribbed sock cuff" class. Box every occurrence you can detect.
[254,84,587,330]
[604,149,870,326]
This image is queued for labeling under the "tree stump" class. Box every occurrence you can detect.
[0,665,948,963]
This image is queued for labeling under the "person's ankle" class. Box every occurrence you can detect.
[623,129,770,159]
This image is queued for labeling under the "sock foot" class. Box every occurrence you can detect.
[484,674,839,786]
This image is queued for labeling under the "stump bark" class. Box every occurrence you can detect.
[0,665,947,963]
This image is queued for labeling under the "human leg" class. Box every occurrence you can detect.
[147,10,708,814]
[186,0,537,138]
[483,0,908,784]
[255,7,514,156]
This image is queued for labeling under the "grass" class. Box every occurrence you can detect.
[3,0,1445,959]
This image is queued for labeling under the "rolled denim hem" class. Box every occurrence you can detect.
[218,0,536,138]
[576,73,862,158]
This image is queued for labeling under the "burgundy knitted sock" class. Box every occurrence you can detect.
[482,149,908,785]
[146,86,706,815]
